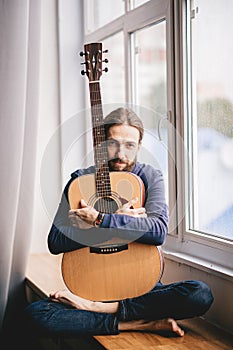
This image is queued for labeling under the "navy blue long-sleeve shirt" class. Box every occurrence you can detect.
[48,162,168,254]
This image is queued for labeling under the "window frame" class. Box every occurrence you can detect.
[163,0,233,280]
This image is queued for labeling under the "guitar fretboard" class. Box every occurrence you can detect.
[89,82,111,197]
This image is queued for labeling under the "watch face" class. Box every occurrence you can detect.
[95,212,104,227]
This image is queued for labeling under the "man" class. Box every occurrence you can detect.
[26,108,213,337]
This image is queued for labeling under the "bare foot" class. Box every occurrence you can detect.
[119,318,184,337]
[49,290,119,314]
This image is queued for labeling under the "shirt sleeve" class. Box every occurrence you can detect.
[47,179,114,255]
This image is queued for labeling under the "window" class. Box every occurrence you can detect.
[81,0,233,273]
[188,0,233,241]
[83,0,173,217]
[132,0,150,9]
[101,32,125,104]
[85,0,124,33]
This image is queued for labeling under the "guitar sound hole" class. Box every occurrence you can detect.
[94,197,119,214]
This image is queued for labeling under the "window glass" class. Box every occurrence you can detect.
[101,32,125,104]
[131,0,150,9]
[189,0,233,240]
[85,0,124,33]
[133,22,167,119]
[132,22,168,201]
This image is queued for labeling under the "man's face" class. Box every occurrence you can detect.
[107,124,141,171]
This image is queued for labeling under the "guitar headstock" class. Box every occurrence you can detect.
[80,42,108,82]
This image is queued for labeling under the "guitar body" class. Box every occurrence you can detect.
[61,42,164,301]
[62,242,164,301]
[62,171,164,301]
[68,171,145,210]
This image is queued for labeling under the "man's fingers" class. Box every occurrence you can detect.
[135,207,146,214]
[80,199,88,207]
[124,197,138,208]
[132,207,147,217]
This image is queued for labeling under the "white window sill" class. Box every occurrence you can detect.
[163,233,233,282]
[162,249,233,282]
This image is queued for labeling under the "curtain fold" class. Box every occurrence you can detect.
[0,0,41,332]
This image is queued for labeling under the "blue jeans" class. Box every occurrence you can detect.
[25,280,213,337]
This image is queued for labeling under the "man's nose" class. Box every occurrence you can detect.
[116,144,126,159]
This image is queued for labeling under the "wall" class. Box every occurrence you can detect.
[30,0,85,253]
[30,0,61,253]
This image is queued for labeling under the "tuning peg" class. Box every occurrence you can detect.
[79,51,85,57]
[103,49,108,53]
[103,67,108,73]
[81,60,90,65]
[81,70,86,75]
[102,58,108,63]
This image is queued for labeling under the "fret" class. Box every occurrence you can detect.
[89,81,112,196]
[96,178,110,183]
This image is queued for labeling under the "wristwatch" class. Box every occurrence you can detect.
[94,212,105,227]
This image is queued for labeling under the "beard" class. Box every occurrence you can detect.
[108,157,137,172]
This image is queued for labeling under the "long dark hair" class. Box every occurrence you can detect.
[104,108,144,143]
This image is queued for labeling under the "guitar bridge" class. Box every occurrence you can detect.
[90,244,128,254]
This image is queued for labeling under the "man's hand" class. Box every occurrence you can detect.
[69,199,98,228]
[116,197,147,218]
[69,197,146,228]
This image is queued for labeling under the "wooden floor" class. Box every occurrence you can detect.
[25,253,233,350]
[94,317,233,349]
[28,317,233,350]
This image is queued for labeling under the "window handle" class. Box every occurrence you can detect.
[158,111,172,141]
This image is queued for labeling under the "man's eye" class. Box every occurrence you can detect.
[126,143,136,149]
[107,140,117,147]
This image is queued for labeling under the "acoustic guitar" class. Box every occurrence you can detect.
[61,42,164,301]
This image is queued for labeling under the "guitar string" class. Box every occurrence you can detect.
[90,82,112,213]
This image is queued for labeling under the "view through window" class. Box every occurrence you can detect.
[189,0,233,240]
[132,22,168,201]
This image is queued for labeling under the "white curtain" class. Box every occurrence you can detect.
[0,0,41,332]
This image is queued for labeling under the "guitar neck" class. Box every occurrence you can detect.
[89,82,111,196]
